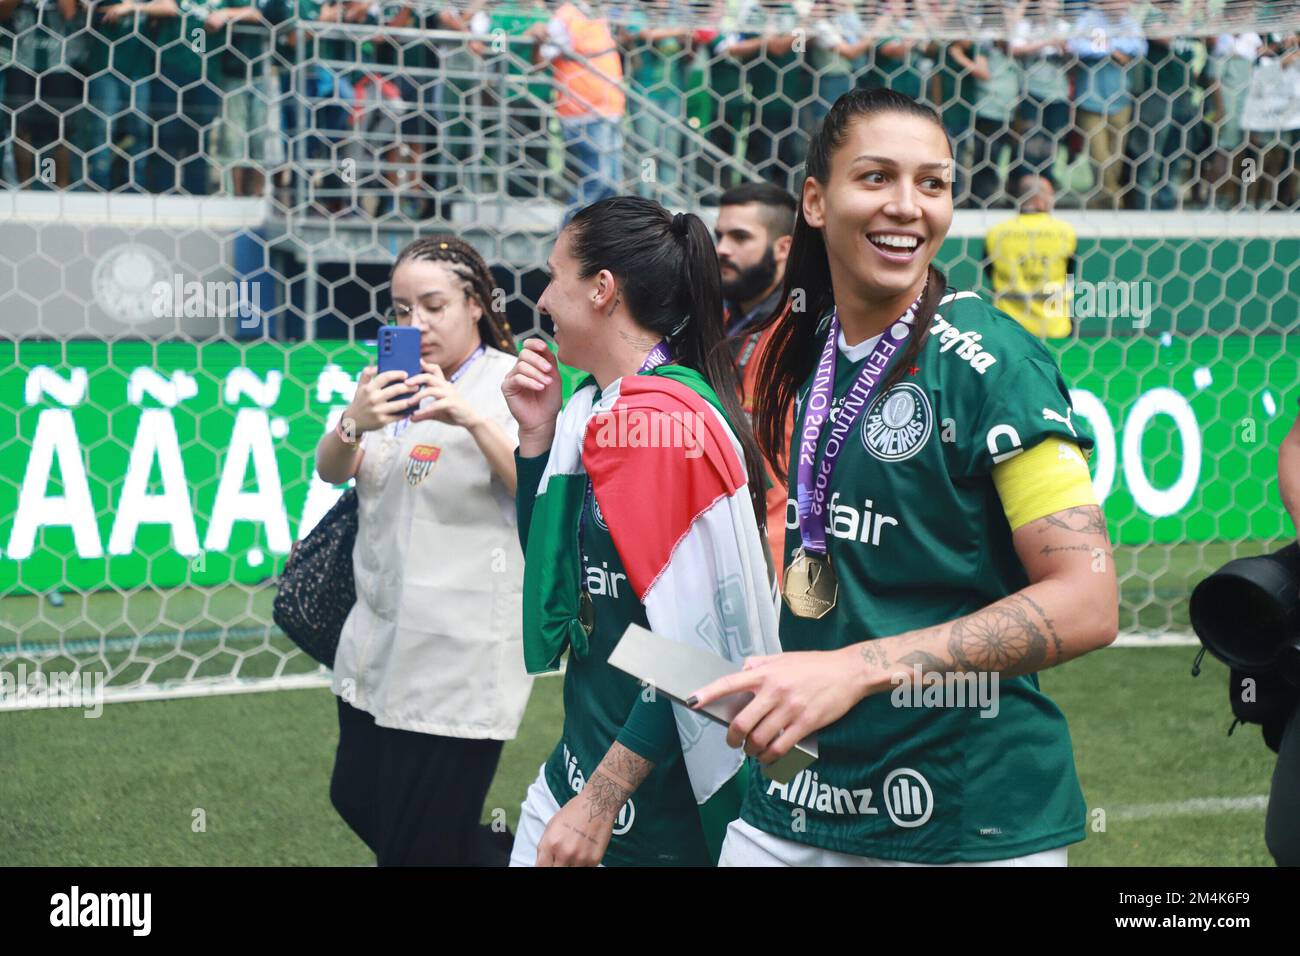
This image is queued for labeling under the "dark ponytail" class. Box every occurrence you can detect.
[753,88,952,483]
[567,196,767,530]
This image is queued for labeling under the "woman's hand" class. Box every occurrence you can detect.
[536,788,614,867]
[502,338,561,455]
[408,360,480,428]
[341,365,419,437]
[688,647,866,764]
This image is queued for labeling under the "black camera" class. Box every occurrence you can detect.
[1190,543,1300,688]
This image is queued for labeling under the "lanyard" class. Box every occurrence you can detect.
[793,294,923,557]
[390,343,488,439]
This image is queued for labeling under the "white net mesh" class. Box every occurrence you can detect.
[1,0,1298,707]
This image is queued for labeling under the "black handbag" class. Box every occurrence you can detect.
[272,487,359,667]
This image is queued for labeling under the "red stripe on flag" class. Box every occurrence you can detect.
[582,376,746,600]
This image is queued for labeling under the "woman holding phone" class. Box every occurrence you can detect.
[690,88,1119,866]
[502,196,781,867]
[314,234,532,866]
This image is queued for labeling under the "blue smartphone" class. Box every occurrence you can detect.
[377,325,422,417]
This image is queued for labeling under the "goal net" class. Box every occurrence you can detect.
[1,0,1297,708]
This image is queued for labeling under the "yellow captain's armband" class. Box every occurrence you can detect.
[991,439,1098,532]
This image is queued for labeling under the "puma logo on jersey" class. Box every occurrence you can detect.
[1042,406,1077,436]
[787,494,899,547]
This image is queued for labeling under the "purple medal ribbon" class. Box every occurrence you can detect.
[639,338,675,373]
[794,294,924,556]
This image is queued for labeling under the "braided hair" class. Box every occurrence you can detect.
[391,235,516,354]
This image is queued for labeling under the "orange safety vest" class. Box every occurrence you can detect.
[552,3,626,119]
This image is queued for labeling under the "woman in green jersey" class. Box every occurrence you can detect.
[503,196,781,867]
[691,88,1119,866]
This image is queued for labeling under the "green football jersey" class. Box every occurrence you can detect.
[516,455,711,867]
[740,288,1094,863]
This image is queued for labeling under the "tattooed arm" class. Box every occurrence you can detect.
[535,742,654,867]
[876,505,1117,680]
[690,505,1118,763]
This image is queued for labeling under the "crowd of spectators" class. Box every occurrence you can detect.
[0,0,1297,211]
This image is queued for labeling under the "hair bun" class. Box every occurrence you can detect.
[671,212,688,236]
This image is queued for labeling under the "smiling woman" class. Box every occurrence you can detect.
[691,88,1119,868]
[310,235,533,866]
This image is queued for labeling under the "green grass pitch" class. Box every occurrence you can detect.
[0,645,1281,866]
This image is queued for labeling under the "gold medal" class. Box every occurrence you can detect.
[782,550,838,619]
[579,589,596,637]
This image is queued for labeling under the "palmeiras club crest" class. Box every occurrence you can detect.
[406,444,441,486]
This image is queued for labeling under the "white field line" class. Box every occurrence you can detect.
[1112,631,1200,647]
[1108,795,1270,822]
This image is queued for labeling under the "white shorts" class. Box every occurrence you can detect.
[509,765,557,867]
[717,818,1069,867]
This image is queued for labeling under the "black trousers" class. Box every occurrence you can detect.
[1266,702,1300,867]
[329,697,512,866]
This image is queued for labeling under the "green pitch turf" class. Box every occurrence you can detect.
[0,646,1281,866]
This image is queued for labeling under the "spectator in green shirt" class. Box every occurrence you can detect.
[147,0,222,193]
[969,38,1022,208]
[203,0,272,196]
[805,0,874,131]
[83,0,160,191]
[618,0,693,198]
[727,1,804,193]
[1124,22,1206,210]
[259,0,364,208]
[866,0,924,101]
[472,0,555,199]
[1010,0,1073,184]
[2,0,89,189]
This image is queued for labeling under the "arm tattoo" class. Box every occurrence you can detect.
[1041,505,1109,538]
[947,594,1050,674]
[561,823,601,847]
[1040,543,1094,556]
[606,746,654,790]
[898,649,948,673]
[1016,590,1064,661]
[859,641,891,671]
[584,771,632,823]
